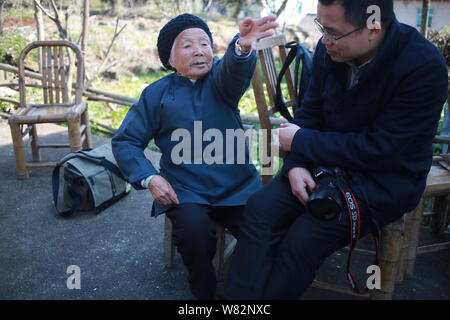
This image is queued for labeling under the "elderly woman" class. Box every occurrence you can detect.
[112,13,277,299]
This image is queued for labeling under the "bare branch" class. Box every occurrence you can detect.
[50,0,61,24]
[103,60,119,72]
[34,0,69,40]
[86,18,127,88]
[33,0,56,20]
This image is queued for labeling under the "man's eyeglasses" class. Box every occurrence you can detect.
[314,18,365,43]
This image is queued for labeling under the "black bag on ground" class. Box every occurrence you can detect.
[52,143,131,217]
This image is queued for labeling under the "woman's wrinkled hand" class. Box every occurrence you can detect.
[238,15,279,51]
[148,175,180,206]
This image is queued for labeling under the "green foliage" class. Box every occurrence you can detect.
[0,30,37,64]
[0,101,10,112]
[238,89,257,115]
[93,71,169,99]
[432,102,449,156]
[88,71,169,133]
[90,0,110,12]
[429,27,450,66]
[3,2,34,20]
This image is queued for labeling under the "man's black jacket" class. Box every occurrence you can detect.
[282,18,449,225]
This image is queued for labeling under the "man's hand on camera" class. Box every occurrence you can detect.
[238,14,278,51]
[287,167,316,205]
[148,175,179,206]
[279,123,300,152]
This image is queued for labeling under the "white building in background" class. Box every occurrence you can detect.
[394,0,450,31]
[273,0,449,31]
[261,0,318,26]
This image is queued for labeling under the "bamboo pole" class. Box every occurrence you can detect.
[397,210,415,282]
[67,115,82,152]
[83,92,134,106]
[417,242,450,254]
[0,111,11,118]
[26,162,57,168]
[9,121,29,179]
[0,97,20,105]
[0,63,138,105]
[86,87,137,103]
[370,218,404,300]
[421,0,430,38]
[404,198,424,278]
[430,196,449,235]
[94,128,115,136]
[0,63,42,80]
[89,120,117,134]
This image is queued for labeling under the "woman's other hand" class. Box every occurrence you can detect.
[148,175,180,206]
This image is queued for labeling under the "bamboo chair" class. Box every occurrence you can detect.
[251,34,418,300]
[251,34,291,184]
[396,88,450,282]
[397,164,450,281]
[8,40,92,179]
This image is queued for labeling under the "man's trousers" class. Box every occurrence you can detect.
[224,174,378,299]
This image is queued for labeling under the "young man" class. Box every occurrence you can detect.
[224,0,448,299]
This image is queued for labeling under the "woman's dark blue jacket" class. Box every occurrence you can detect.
[112,36,261,216]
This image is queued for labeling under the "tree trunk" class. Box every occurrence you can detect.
[81,0,89,87]
[81,0,89,58]
[233,0,244,20]
[111,0,121,16]
[0,0,6,36]
[34,1,45,41]
[34,1,45,72]
[202,0,213,12]
[421,0,430,38]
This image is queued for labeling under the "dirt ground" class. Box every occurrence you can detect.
[0,120,449,300]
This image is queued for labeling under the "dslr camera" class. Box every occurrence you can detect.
[306,167,349,221]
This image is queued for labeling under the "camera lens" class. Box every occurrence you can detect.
[307,197,341,221]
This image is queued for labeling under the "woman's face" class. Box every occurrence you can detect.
[169,28,213,80]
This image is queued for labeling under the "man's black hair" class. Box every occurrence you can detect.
[318,0,394,29]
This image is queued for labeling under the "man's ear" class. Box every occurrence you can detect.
[370,20,382,31]
[368,21,382,41]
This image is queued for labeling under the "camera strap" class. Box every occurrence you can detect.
[338,183,381,294]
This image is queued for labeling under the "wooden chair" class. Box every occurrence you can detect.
[251,34,291,184]
[8,40,92,179]
[396,90,450,282]
[398,164,450,280]
[250,34,450,300]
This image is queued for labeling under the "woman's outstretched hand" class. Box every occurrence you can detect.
[238,15,279,51]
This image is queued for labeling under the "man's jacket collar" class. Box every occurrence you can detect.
[323,18,402,88]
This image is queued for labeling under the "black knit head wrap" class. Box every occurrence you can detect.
[157,13,213,71]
